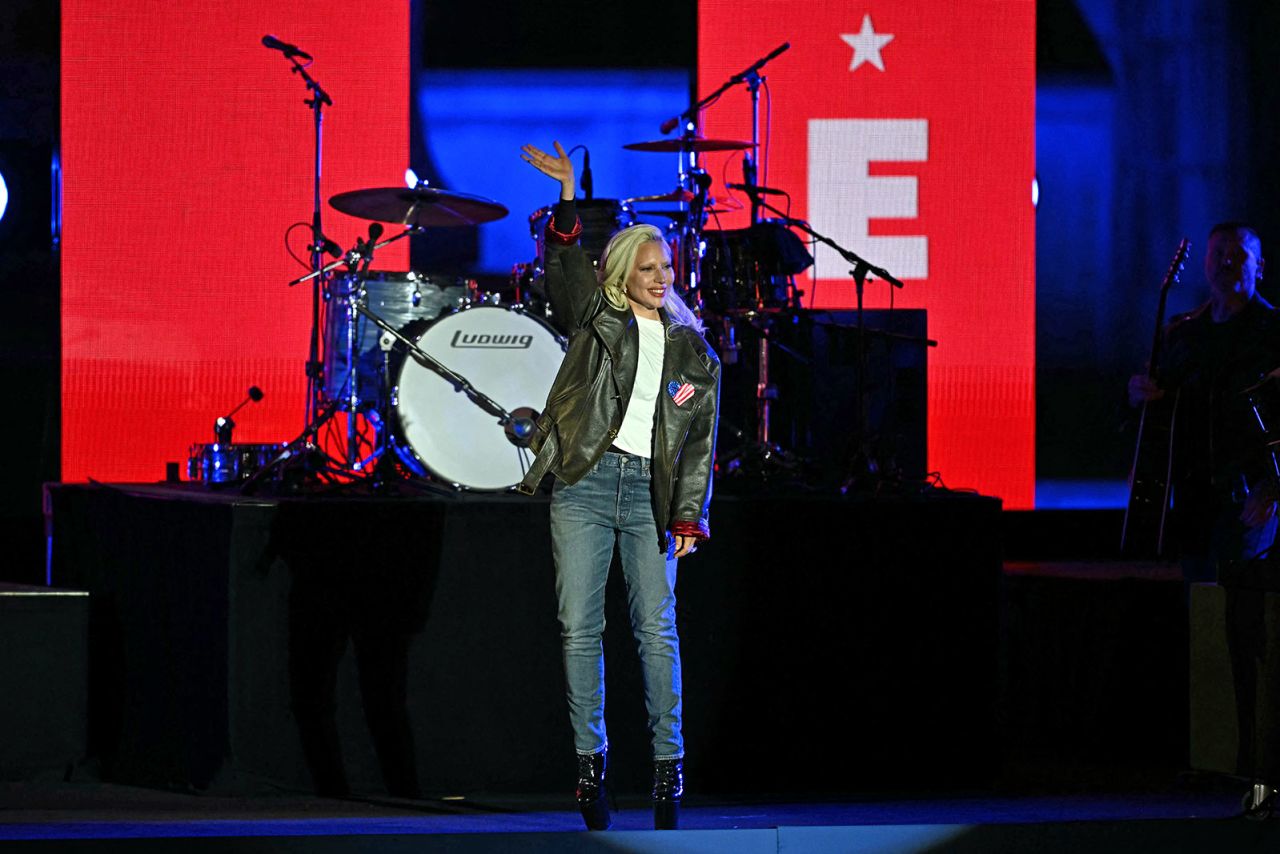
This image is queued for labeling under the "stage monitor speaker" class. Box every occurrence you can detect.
[0,583,89,780]
[714,309,927,483]
[1190,582,1280,779]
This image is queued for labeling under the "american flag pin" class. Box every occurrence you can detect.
[668,380,695,407]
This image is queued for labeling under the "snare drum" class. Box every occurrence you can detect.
[187,443,282,484]
[392,304,566,490]
[323,271,469,406]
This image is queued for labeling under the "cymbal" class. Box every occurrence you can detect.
[329,187,508,227]
[625,188,696,204]
[623,137,753,153]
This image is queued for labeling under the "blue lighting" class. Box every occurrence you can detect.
[417,69,690,273]
[0,168,8,224]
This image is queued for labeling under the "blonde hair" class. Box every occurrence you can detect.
[598,224,705,333]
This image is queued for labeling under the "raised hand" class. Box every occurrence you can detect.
[521,140,576,200]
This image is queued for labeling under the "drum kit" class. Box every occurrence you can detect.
[189,39,923,494]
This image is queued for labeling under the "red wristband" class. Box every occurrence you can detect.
[670,520,710,541]
[545,217,583,246]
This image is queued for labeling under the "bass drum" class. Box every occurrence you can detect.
[392,305,567,490]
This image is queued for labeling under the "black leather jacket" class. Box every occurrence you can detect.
[516,204,720,547]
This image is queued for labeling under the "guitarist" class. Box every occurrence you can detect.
[1128,222,1280,582]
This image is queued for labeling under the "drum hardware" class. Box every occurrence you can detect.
[241,399,342,496]
[348,329,401,476]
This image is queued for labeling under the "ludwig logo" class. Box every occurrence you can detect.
[451,330,534,349]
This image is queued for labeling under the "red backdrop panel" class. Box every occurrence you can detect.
[61,1,408,482]
[699,1,1036,507]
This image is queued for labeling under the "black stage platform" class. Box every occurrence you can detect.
[43,483,1002,800]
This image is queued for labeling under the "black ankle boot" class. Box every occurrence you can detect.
[1243,782,1278,820]
[652,756,683,830]
[576,751,611,831]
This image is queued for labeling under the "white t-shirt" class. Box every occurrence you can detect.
[613,316,666,457]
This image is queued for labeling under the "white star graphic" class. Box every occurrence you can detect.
[840,14,894,72]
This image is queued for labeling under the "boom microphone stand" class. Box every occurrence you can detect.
[751,196,935,492]
[263,35,333,428]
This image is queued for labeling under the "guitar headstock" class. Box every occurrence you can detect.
[1161,238,1191,296]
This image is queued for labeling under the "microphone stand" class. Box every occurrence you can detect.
[750,195,936,494]
[661,43,788,225]
[661,43,789,142]
[285,50,331,426]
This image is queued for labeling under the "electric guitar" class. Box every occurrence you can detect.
[1120,238,1191,559]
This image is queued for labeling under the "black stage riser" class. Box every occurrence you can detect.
[46,485,1000,797]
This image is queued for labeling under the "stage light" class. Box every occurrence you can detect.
[0,169,8,224]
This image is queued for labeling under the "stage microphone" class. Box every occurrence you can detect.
[359,222,384,258]
[215,385,265,444]
[581,149,594,201]
[659,116,681,135]
[314,232,342,258]
[261,34,313,61]
[727,183,786,196]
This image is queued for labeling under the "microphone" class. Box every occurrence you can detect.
[313,232,342,257]
[731,42,791,83]
[727,183,787,196]
[261,34,312,61]
[361,222,384,252]
[581,149,593,201]
[214,385,265,444]
[659,116,681,135]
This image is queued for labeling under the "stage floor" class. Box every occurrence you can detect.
[0,780,1269,853]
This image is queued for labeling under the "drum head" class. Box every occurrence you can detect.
[394,306,566,490]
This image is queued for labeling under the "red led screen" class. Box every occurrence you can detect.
[699,1,1036,507]
[61,1,408,482]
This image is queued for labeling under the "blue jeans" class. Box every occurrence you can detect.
[550,450,683,759]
